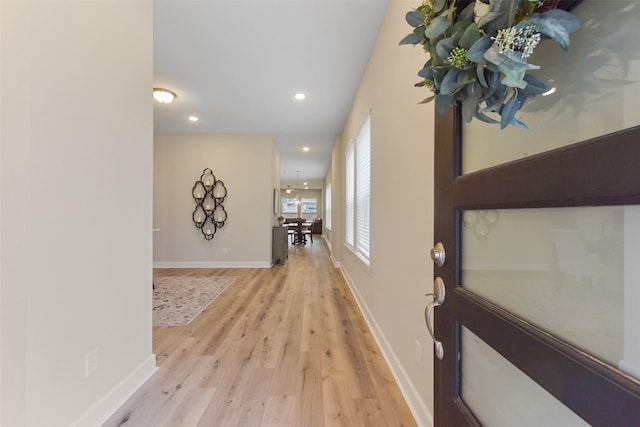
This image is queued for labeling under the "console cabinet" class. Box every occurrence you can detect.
[272,226,288,265]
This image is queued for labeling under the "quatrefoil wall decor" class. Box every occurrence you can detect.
[191,168,227,240]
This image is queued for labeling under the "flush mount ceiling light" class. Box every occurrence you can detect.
[294,92,306,101]
[188,116,199,122]
[153,87,177,104]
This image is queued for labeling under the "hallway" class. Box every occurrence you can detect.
[104,238,417,426]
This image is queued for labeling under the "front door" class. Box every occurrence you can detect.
[432,1,640,425]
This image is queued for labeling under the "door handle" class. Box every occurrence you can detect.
[425,277,445,360]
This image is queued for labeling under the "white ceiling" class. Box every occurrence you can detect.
[153,0,390,189]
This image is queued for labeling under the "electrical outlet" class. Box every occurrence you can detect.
[85,348,99,377]
[415,340,422,366]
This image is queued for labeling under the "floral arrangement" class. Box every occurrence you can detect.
[400,0,581,128]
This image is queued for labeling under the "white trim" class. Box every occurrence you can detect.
[325,236,333,252]
[344,243,371,273]
[70,354,158,427]
[329,253,339,269]
[153,261,271,269]
[338,266,433,427]
[324,238,341,269]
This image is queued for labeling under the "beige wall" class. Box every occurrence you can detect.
[1,2,155,426]
[328,1,436,425]
[154,133,277,267]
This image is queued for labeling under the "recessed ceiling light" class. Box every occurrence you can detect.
[153,87,177,103]
[188,116,199,122]
[302,146,310,152]
[294,92,306,101]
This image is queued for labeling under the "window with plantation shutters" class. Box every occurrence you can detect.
[355,114,370,260]
[325,182,332,230]
[344,112,371,265]
[345,143,355,246]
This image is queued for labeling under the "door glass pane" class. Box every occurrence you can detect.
[461,326,589,427]
[462,0,640,174]
[462,206,640,379]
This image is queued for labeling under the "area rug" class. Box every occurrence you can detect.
[153,276,238,326]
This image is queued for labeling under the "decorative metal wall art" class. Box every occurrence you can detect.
[463,209,499,241]
[192,168,227,240]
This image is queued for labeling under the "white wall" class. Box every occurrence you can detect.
[1,2,155,426]
[0,0,5,421]
[329,1,436,425]
[271,142,281,222]
[154,133,277,267]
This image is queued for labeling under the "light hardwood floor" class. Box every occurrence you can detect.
[104,237,417,427]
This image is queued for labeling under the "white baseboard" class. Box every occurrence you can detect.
[338,266,433,427]
[153,261,271,268]
[325,237,333,252]
[70,354,158,427]
[329,253,340,269]
[325,240,341,269]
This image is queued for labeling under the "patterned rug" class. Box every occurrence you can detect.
[153,276,238,326]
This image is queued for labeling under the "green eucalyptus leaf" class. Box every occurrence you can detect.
[451,20,470,37]
[422,37,432,52]
[436,94,455,114]
[476,62,488,88]
[399,31,424,45]
[459,23,481,50]
[458,68,477,84]
[440,6,457,20]
[484,45,539,85]
[500,93,522,129]
[525,19,569,50]
[480,98,502,113]
[509,116,529,129]
[436,37,457,62]
[501,74,528,89]
[485,62,500,73]
[467,34,493,62]
[477,11,503,29]
[520,73,552,96]
[440,68,463,95]
[459,2,476,22]
[406,11,424,28]
[432,0,446,13]
[418,66,434,80]
[484,0,522,33]
[418,94,437,104]
[485,70,502,99]
[482,75,507,111]
[462,82,483,123]
[524,10,581,50]
[425,15,452,38]
[534,9,582,34]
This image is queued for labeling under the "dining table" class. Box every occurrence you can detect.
[286,219,312,245]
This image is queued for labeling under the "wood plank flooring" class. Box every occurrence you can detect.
[103,237,417,427]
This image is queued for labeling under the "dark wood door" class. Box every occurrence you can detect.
[431,3,640,424]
